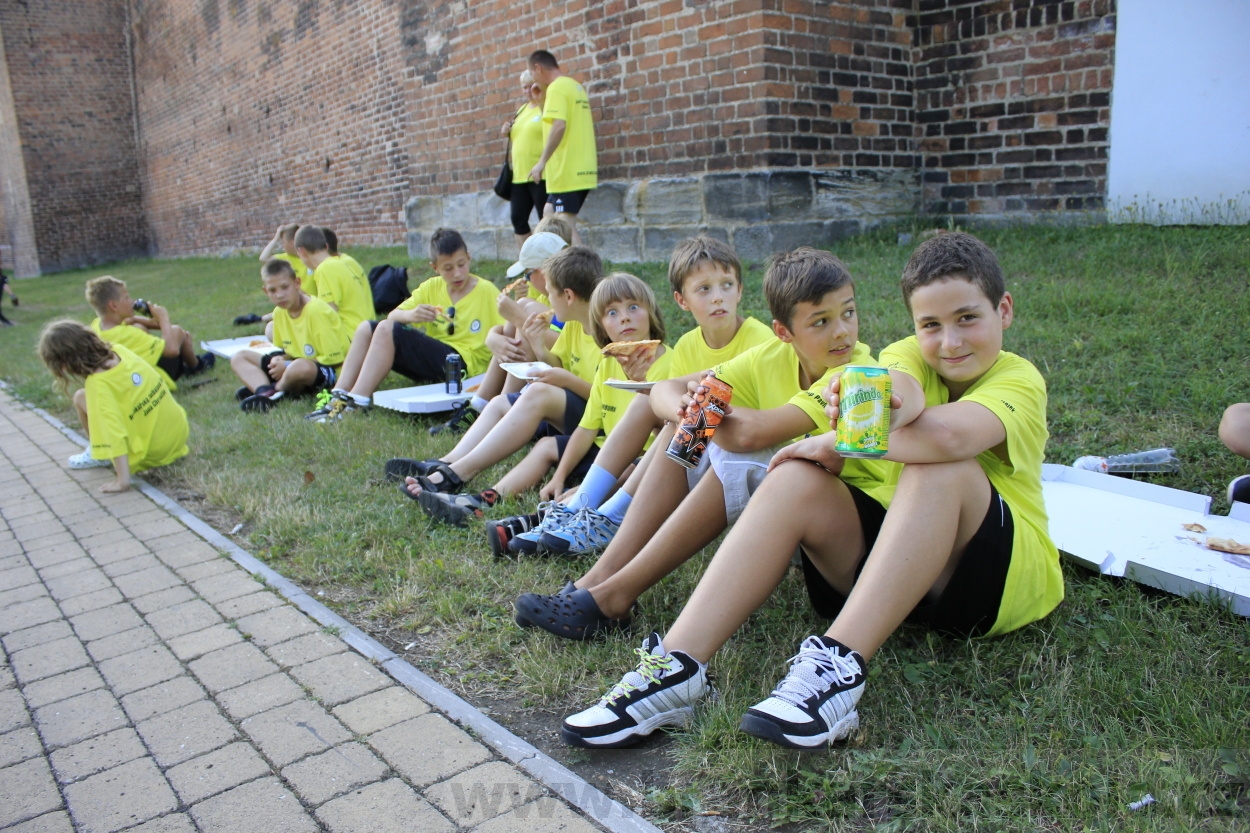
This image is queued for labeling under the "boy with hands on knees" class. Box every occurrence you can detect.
[559,232,1063,752]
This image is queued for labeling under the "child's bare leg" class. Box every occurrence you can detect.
[823,458,990,659]
[174,325,197,365]
[492,437,560,495]
[348,321,398,397]
[586,471,729,619]
[477,357,508,401]
[442,382,568,483]
[593,396,662,477]
[1220,403,1250,459]
[335,321,378,392]
[502,374,526,394]
[276,358,318,394]
[230,351,270,392]
[443,394,511,462]
[664,460,870,664]
[72,389,90,439]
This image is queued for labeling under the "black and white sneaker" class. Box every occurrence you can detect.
[429,400,477,436]
[561,632,709,748]
[1228,474,1250,505]
[739,635,865,749]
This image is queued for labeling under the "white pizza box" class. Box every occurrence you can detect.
[201,335,272,359]
[373,376,485,414]
[1042,464,1250,616]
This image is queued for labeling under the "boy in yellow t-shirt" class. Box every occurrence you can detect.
[85,276,214,390]
[558,232,1062,752]
[307,228,503,422]
[259,222,316,291]
[232,259,349,413]
[294,224,375,333]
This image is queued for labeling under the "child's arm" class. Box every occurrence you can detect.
[540,426,598,501]
[147,303,178,356]
[102,455,131,493]
[528,366,591,400]
[884,400,1006,464]
[649,373,704,422]
[484,325,529,363]
[386,305,440,325]
[713,404,817,453]
[520,311,559,365]
[259,226,284,262]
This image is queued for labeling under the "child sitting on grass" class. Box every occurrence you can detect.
[260,222,315,286]
[86,275,214,390]
[558,231,1063,752]
[411,271,671,526]
[39,320,189,493]
[514,247,885,639]
[307,228,502,422]
[232,259,350,413]
[294,224,376,333]
[493,236,773,557]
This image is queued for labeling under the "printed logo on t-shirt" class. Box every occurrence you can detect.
[470,319,481,333]
[304,344,315,356]
[131,372,143,386]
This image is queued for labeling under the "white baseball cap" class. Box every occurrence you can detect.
[506,232,568,278]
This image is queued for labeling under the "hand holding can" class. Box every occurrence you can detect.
[666,375,732,469]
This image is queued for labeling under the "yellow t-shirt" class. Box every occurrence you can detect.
[879,337,1063,637]
[90,318,176,391]
[714,338,871,413]
[271,296,350,366]
[272,253,315,294]
[335,253,366,284]
[548,319,601,386]
[527,284,550,306]
[510,102,545,183]
[313,256,375,333]
[396,275,504,377]
[85,345,189,473]
[542,75,597,193]
[668,317,775,377]
[578,348,674,447]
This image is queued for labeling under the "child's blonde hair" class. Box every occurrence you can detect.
[588,272,667,348]
[38,320,113,396]
[85,276,126,315]
[534,215,574,245]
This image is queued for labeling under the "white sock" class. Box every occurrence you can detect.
[598,489,632,525]
[349,393,371,406]
[470,395,489,412]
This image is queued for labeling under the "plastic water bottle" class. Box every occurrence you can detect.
[1073,448,1180,474]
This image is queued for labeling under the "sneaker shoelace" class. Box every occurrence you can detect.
[603,644,677,707]
[565,508,614,548]
[769,637,860,707]
[314,389,333,409]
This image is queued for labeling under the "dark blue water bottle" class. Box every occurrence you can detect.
[444,353,464,394]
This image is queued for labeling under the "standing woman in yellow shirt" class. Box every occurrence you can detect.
[504,70,548,249]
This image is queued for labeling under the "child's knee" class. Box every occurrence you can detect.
[534,436,559,463]
[1220,403,1250,456]
[72,388,87,408]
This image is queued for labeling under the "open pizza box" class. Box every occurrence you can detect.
[201,335,273,359]
[1043,464,1250,617]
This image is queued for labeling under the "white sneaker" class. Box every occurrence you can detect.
[561,632,710,748]
[739,635,866,749]
[68,449,110,469]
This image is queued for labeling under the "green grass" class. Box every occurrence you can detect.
[3,226,1249,831]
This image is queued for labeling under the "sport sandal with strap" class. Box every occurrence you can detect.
[384,458,443,483]
[415,461,464,495]
[513,588,630,641]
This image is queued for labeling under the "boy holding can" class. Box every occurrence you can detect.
[559,231,1063,751]
[514,247,891,639]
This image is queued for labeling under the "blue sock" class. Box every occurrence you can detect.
[567,465,617,512]
[598,489,632,525]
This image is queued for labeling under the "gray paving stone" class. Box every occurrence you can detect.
[216,673,305,721]
[0,757,64,828]
[173,558,235,583]
[37,557,96,580]
[265,630,346,669]
[116,510,169,531]
[367,713,491,788]
[0,663,14,690]
[22,540,86,570]
[188,641,278,694]
[332,687,430,736]
[100,553,163,579]
[68,604,143,642]
[120,677,208,723]
[0,563,40,591]
[130,585,195,615]
[280,741,389,805]
[239,699,352,767]
[43,568,113,603]
[151,537,221,571]
[23,667,106,710]
[2,809,74,832]
[192,572,263,605]
[34,688,127,749]
[57,587,124,617]
[11,636,92,684]
[425,761,545,828]
[471,798,602,833]
[315,778,454,833]
[165,742,272,805]
[112,565,183,600]
[82,538,148,566]
[63,757,178,833]
[289,652,390,707]
[2,620,74,653]
[0,597,63,633]
[123,516,186,541]
[135,700,237,767]
[234,605,320,648]
[145,599,221,640]
[0,727,43,768]
[213,588,284,620]
[124,813,197,833]
[0,582,45,613]
[97,644,182,696]
[49,727,146,784]
[0,686,31,732]
[62,515,125,539]
[167,623,242,661]
[189,776,318,833]
[85,625,159,663]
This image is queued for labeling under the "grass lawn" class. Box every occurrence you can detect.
[2,225,1249,831]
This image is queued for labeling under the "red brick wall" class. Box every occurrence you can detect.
[912,0,1115,217]
[0,0,148,272]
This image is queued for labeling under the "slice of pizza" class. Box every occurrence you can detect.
[601,339,661,360]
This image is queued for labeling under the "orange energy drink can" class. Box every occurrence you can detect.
[666,375,733,469]
[834,366,890,458]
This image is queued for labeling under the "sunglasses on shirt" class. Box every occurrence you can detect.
[445,306,456,336]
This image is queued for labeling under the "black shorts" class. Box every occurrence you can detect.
[546,189,591,215]
[156,354,184,382]
[554,434,599,485]
[510,181,548,235]
[506,388,587,437]
[259,352,337,393]
[377,321,462,384]
[801,483,1013,639]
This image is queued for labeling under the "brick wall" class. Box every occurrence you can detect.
[0,0,148,272]
[912,0,1115,219]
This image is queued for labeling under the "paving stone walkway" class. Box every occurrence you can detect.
[0,389,624,833]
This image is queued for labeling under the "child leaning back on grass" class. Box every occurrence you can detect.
[558,231,1063,751]
[39,320,189,493]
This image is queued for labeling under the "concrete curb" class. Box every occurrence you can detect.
[4,382,660,833]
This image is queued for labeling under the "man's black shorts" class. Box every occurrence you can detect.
[374,321,462,384]
[546,189,591,216]
[506,387,587,437]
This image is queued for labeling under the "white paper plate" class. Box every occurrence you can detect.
[604,379,655,392]
[500,361,552,380]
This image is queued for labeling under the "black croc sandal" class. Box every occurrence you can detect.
[415,461,464,495]
[384,458,441,483]
[513,588,630,641]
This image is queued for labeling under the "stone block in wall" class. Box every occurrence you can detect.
[443,193,479,230]
[405,196,442,230]
[814,170,919,220]
[637,178,703,225]
[769,172,816,216]
[478,192,512,228]
[578,182,630,226]
[704,173,770,223]
[461,229,498,260]
[732,220,863,264]
[406,230,429,261]
[495,228,521,262]
[582,225,641,263]
[642,226,729,262]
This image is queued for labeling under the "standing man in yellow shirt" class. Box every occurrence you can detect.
[527,50,597,247]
